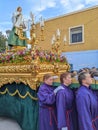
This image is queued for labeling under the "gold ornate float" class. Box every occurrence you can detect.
[0,15,70,90]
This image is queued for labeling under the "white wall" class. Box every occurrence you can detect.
[62,50,98,70]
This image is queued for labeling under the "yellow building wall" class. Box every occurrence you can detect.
[37,6,98,52]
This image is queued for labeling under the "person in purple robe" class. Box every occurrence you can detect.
[56,72,78,130]
[37,74,58,130]
[76,72,98,130]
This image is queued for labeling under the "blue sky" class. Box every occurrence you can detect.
[0,0,98,34]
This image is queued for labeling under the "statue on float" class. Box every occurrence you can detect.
[8,6,28,50]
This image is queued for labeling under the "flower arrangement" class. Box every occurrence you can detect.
[0,49,31,64]
[32,49,67,63]
[0,49,67,64]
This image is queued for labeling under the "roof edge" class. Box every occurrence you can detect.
[45,5,98,22]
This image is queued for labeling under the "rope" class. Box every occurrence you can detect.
[0,88,38,101]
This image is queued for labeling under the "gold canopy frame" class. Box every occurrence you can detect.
[0,62,70,90]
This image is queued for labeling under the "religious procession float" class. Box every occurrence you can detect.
[0,7,70,130]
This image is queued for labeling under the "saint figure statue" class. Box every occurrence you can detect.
[8,7,27,49]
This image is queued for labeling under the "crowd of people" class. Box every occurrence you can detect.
[37,71,98,130]
[71,67,98,79]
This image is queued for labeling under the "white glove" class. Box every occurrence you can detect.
[52,75,59,79]
[54,86,64,95]
[62,127,68,130]
[74,75,78,81]
[94,76,98,81]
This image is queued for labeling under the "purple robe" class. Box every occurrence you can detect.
[76,85,98,130]
[56,84,78,130]
[37,83,57,130]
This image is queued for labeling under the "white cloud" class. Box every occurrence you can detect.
[85,0,98,5]
[60,0,98,13]
[60,0,85,12]
[59,0,98,10]
[60,0,70,6]
[29,0,56,13]
[75,4,85,10]
[25,0,56,22]
[26,0,98,20]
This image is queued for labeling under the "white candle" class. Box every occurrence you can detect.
[63,35,66,43]
[30,12,34,24]
[33,33,36,38]
[51,39,54,45]
[51,35,56,45]
[40,19,44,27]
[52,35,56,41]
[56,28,60,37]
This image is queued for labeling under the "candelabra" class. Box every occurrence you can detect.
[51,29,67,55]
[18,13,45,55]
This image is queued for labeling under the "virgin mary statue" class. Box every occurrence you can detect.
[8,7,27,48]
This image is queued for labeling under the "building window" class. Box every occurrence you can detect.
[69,26,84,44]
